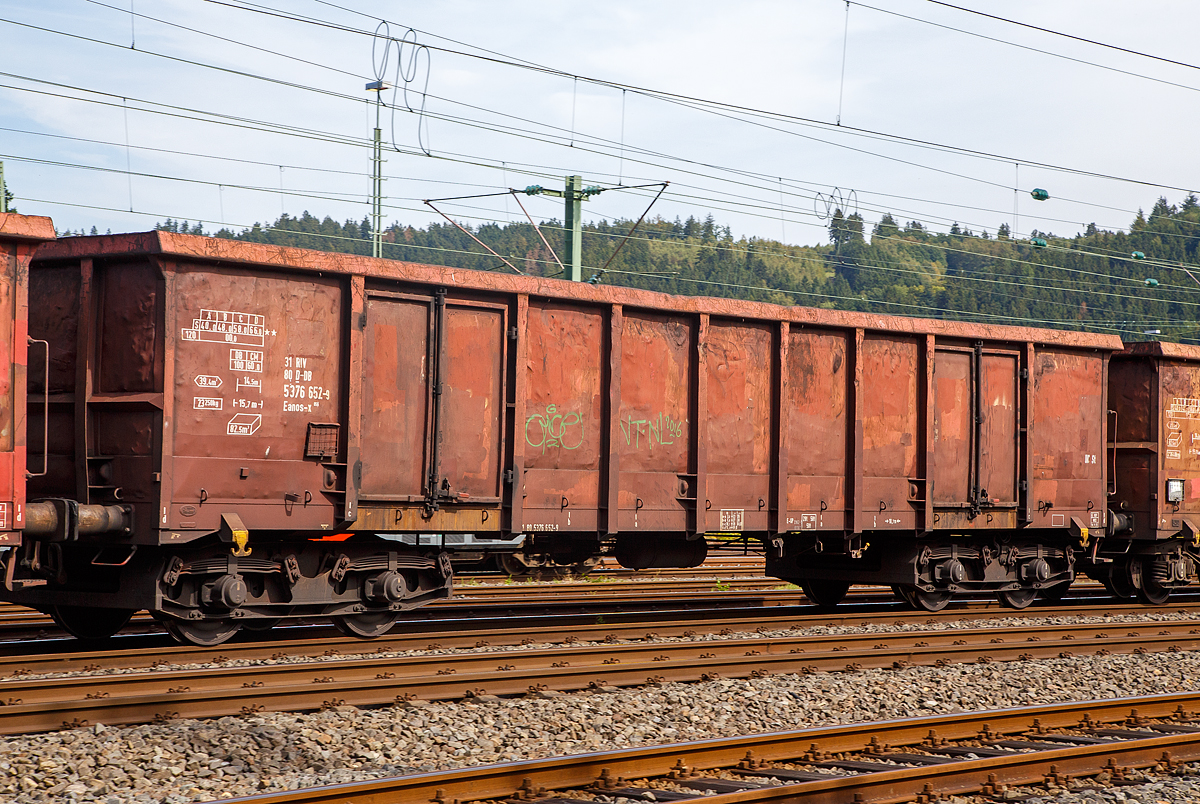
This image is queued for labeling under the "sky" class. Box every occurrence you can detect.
[2,0,1200,248]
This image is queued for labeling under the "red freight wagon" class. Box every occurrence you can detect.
[766,329,1119,610]
[0,214,56,545]
[1101,341,1200,602]
[5,223,1127,642]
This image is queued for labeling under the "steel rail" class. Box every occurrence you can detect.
[2,598,1199,673]
[453,577,789,596]
[0,566,1160,640]
[2,619,1198,735]
[0,577,798,622]
[0,585,817,643]
[214,692,1200,804]
[0,576,1125,626]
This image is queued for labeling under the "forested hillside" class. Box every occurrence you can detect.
[154,195,1200,343]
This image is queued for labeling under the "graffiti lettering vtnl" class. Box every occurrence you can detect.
[620,411,685,450]
[525,405,585,455]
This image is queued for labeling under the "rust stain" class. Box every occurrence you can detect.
[861,337,918,478]
[618,313,691,475]
[524,303,603,471]
[705,321,771,475]
[978,353,1018,504]
[785,330,849,522]
[360,297,428,497]
[1030,350,1103,482]
[438,304,504,498]
[932,350,971,503]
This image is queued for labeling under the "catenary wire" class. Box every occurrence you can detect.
[41,0,1189,234]
[201,0,1200,196]
[6,7,1189,253]
[925,0,1200,72]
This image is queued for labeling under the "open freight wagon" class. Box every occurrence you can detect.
[0,215,1173,643]
[1098,341,1200,602]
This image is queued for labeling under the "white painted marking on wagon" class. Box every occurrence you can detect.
[227,413,262,436]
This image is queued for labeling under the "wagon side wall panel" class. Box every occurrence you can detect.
[0,219,50,540]
[27,264,79,502]
[520,300,606,534]
[1029,348,1108,532]
[703,318,773,532]
[859,334,920,531]
[1109,357,1156,539]
[96,261,164,535]
[1155,360,1200,537]
[167,265,345,535]
[616,310,694,532]
[783,327,849,533]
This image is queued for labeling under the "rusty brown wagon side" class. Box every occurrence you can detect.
[1102,341,1200,603]
[0,214,56,547]
[7,224,1129,641]
[766,323,1119,609]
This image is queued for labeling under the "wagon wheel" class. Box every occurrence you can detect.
[891,585,915,607]
[1136,579,1171,605]
[331,611,398,638]
[1102,564,1135,600]
[799,579,851,608]
[563,556,602,578]
[163,618,241,647]
[1039,581,1071,603]
[996,588,1038,609]
[497,553,533,578]
[534,565,579,581]
[50,606,135,640]
[241,618,284,632]
[1135,561,1171,606]
[896,585,952,612]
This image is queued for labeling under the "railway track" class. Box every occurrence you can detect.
[208,691,1200,804]
[5,589,1200,669]
[5,589,1200,668]
[0,575,793,624]
[0,575,1177,645]
[0,580,807,643]
[2,614,1198,735]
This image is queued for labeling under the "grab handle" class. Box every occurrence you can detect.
[1107,409,1118,497]
[27,337,49,479]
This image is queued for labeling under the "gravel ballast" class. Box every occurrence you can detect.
[0,642,1198,803]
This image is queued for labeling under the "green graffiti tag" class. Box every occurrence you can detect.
[525,405,585,455]
[619,411,686,450]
